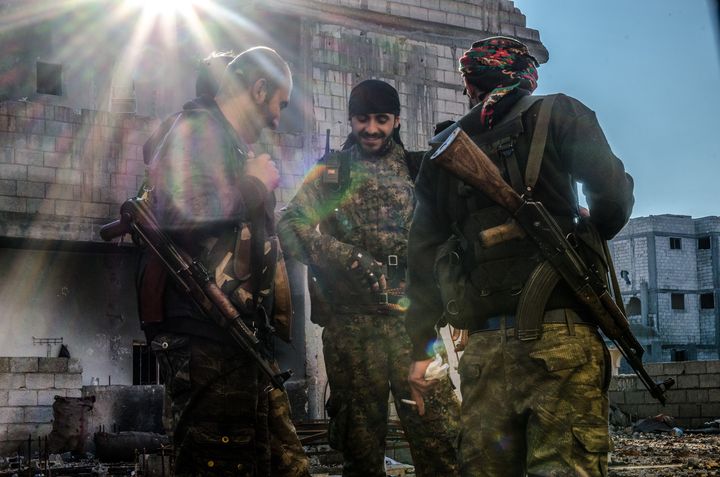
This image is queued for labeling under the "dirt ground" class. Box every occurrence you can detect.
[609,429,720,477]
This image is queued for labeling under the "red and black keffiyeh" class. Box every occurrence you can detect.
[459,36,539,127]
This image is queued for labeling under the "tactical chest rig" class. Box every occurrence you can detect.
[433,95,608,333]
[306,145,421,322]
[137,108,292,343]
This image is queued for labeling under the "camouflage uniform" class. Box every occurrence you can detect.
[278,141,460,477]
[407,89,634,476]
[141,97,310,477]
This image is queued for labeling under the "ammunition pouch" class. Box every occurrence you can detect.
[308,267,334,326]
[203,224,293,342]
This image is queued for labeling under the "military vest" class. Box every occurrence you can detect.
[433,95,609,330]
[308,142,419,322]
[138,107,292,342]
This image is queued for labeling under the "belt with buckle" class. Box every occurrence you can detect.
[469,309,591,334]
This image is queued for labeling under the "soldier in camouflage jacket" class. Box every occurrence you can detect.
[278,80,460,477]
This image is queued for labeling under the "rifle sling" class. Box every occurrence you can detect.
[524,95,556,194]
[512,95,564,339]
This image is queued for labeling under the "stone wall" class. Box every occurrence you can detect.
[0,357,82,455]
[610,360,720,428]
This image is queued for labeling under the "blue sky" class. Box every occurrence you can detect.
[512,0,720,219]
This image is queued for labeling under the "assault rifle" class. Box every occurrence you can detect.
[431,128,674,404]
[100,198,292,390]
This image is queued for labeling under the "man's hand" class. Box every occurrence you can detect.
[408,358,437,416]
[245,152,280,192]
[346,248,387,293]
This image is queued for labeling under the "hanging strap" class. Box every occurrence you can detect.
[524,95,557,195]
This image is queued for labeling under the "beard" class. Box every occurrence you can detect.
[355,131,394,156]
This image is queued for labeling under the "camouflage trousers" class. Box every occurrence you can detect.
[151,333,310,477]
[323,314,461,477]
[458,314,611,477]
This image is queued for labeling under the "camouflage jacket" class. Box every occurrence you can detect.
[278,141,416,300]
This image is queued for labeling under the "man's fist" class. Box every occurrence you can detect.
[245,152,280,192]
[346,248,387,294]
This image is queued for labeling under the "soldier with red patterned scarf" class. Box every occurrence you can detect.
[407,37,634,477]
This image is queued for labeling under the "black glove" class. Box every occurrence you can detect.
[345,248,385,293]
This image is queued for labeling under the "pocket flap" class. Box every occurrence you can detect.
[150,334,190,353]
[572,425,610,453]
[529,342,588,372]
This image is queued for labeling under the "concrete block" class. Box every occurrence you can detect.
[45,120,73,137]
[15,149,43,166]
[54,373,82,390]
[709,388,720,402]
[8,390,38,406]
[0,196,26,213]
[0,407,23,424]
[677,374,700,388]
[643,362,664,375]
[686,389,709,403]
[56,169,83,185]
[82,201,110,218]
[0,391,7,406]
[55,199,82,216]
[38,389,65,406]
[38,358,68,374]
[0,163,27,180]
[26,103,45,119]
[625,391,646,405]
[705,361,720,373]
[27,198,55,214]
[701,403,720,418]
[609,391,625,404]
[25,373,55,390]
[10,358,38,373]
[636,404,662,419]
[679,403,701,417]
[17,181,45,198]
[66,388,82,398]
[0,359,10,373]
[68,359,82,373]
[27,165,55,182]
[698,373,720,389]
[0,179,15,195]
[0,373,26,389]
[0,147,12,163]
[27,134,55,152]
[684,361,707,374]
[43,151,72,168]
[24,406,53,423]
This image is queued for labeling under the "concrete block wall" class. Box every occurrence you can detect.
[0,100,308,237]
[0,357,82,455]
[609,360,720,428]
[0,100,158,241]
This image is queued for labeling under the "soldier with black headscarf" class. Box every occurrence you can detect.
[279,79,460,477]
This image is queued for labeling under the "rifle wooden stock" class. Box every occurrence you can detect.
[431,127,674,404]
[101,198,292,390]
[431,128,524,212]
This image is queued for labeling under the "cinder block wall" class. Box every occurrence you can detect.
[610,360,720,428]
[0,100,306,238]
[0,357,83,455]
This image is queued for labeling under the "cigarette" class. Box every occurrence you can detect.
[401,399,417,406]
